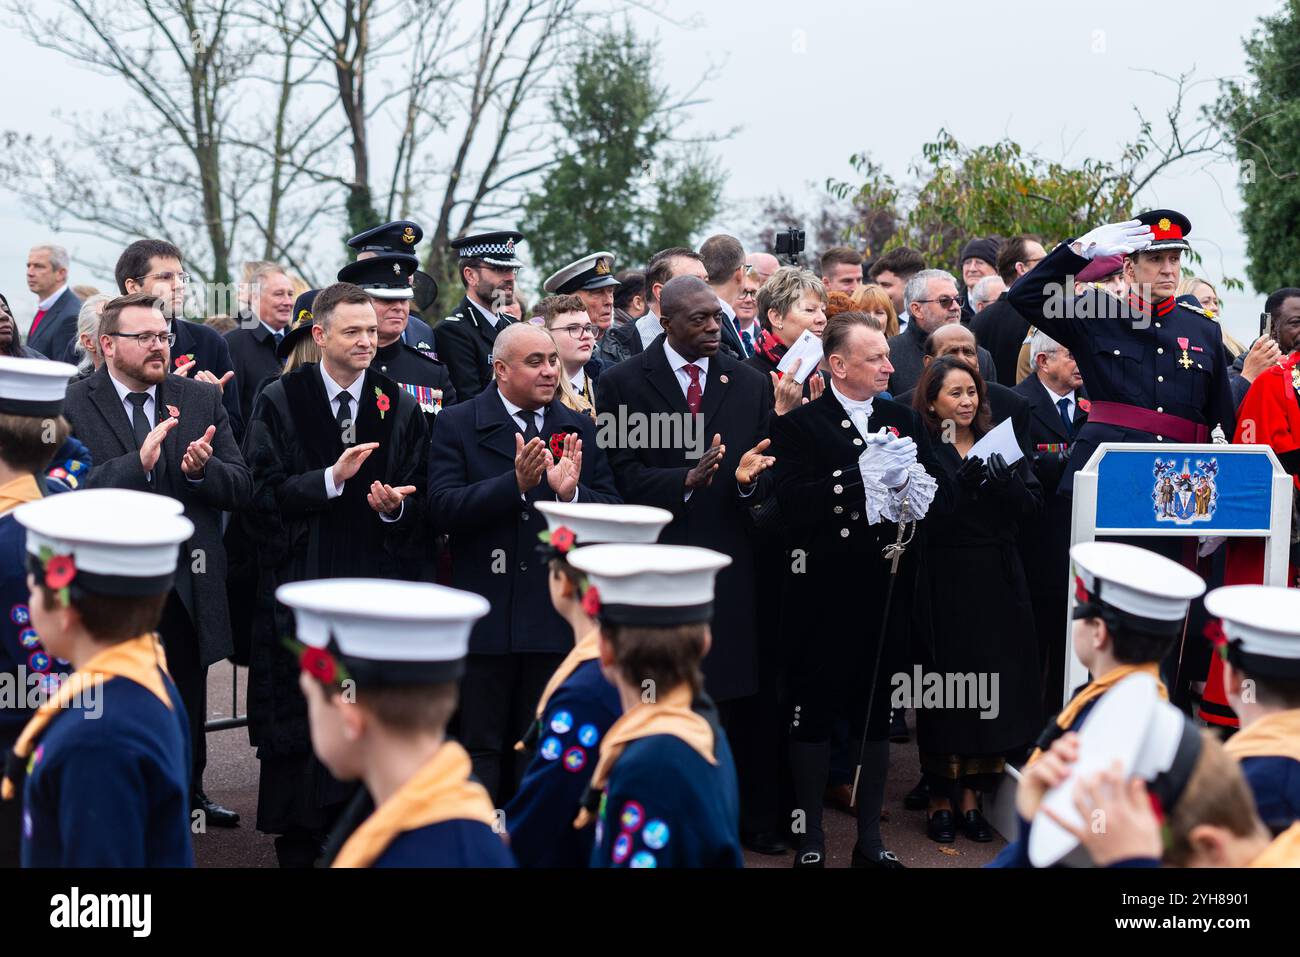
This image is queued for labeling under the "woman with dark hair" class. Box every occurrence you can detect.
[0,294,43,359]
[911,355,1043,844]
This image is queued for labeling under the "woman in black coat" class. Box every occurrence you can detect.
[911,356,1043,844]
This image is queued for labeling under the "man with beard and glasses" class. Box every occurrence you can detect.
[62,291,251,832]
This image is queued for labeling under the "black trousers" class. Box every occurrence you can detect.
[158,592,206,794]
[456,652,564,805]
[0,734,19,868]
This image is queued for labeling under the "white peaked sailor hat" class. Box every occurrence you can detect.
[14,489,192,598]
[535,501,674,555]
[276,579,490,686]
[0,355,78,417]
[1070,541,1205,635]
[1205,584,1300,679]
[1030,672,1204,867]
[543,252,620,295]
[565,543,731,626]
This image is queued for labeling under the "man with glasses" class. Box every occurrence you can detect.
[887,268,993,394]
[733,267,763,357]
[969,234,1047,385]
[439,230,526,400]
[63,291,251,832]
[337,253,456,429]
[101,239,245,439]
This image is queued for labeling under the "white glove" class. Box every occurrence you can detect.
[1071,219,1152,259]
[880,463,910,489]
[862,431,915,488]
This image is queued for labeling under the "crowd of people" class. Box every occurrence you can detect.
[1,206,1298,869]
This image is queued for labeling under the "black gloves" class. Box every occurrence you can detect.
[956,454,986,491]
[986,452,1014,486]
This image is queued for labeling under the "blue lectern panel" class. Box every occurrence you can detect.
[1095,450,1274,532]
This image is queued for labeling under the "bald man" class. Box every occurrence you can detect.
[427,321,622,802]
[746,252,781,285]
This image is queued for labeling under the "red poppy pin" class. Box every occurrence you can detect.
[1204,619,1229,660]
[581,584,602,618]
[166,405,180,419]
[37,547,75,606]
[1078,398,1091,414]
[549,526,576,554]
[1073,574,1089,604]
[886,426,900,438]
[301,646,338,685]
[374,386,390,420]
[548,431,574,459]
[174,353,194,369]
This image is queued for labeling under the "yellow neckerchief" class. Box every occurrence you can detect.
[2,633,172,800]
[0,473,42,515]
[514,628,602,752]
[1225,709,1300,765]
[332,740,499,869]
[1250,821,1300,868]
[1028,663,1165,765]
[573,685,716,829]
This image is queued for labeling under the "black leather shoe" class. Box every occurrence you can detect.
[889,710,910,743]
[193,791,240,828]
[792,848,826,868]
[962,809,993,842]
[903,777,930,811]
[742,830,789,855]
[852,845,906,869]
[927,809,956,843]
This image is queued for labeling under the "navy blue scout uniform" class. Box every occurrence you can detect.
[567,543,743,868]
[276,578,514,868]
[1208,585,1300,834]
[5,488,196,867]
[990,541,1204,868]
[1005,210,1236,495]
[438,231,525,400]
[505,501,673,867]
[346,219,437,351]
[0,356,83,866]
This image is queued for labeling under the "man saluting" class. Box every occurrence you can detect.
[1005,210,1236,496]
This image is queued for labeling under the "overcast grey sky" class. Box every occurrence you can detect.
[0,0,1281,341]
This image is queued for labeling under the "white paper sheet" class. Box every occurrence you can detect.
[775,329,824,384]
[966,415,1023,466]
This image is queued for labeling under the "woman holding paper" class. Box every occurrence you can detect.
[910,356,1043,844]
[745,266,829,415]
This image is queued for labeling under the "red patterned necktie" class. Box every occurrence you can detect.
[684,363,702,414]
[29,309,47,335]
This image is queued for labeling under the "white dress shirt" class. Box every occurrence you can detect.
[830,381,874,438]
[662,340,708,398]
[36,285,68,314]
[498,389,576,502]
[636,309,662,350]
[107,370,203,484]
[1040,379,1077,425]
[467,295,501,330]
[569,368,588,396]
[321,364,401,520]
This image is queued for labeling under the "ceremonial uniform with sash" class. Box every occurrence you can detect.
[1205,585,1300,834]
[277,579,514,868]
[4,490,194,867]
[505,501,672,868]
[1004,211,1236,496]
[567,544,743,868]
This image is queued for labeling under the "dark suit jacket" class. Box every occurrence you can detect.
[224,322,283,430]
[27,288,82,360]
[887,320,997,395]
[427,384,621,656]
[63,367,252,665]
[595,338,775,701]
[968,296,1028,386]
[1012,375,1089,498]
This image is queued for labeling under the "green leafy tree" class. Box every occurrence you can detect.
[1213,1,1300,292]
[521,26,725,281]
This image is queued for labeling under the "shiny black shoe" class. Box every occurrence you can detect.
[889,709,910,743]
[193,790,240,828]
[962,809,994,842]
[851,845,906,869]
[926,809,956,843]
[792,848,826,868]
[742,830,790,855]
[903,777,930,811]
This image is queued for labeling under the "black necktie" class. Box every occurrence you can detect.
[337,391,353,442]
[516,410,540,443]
[1057,396,1073,438]
[127,392,151,449]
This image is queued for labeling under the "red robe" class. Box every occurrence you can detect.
[1201,353,1300,727]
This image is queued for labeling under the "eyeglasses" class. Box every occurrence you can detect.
[551,322,596,340]
[915,295,964,310]
[737,290,758,300]
[138,271,190,285]
[107,331,176,347]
